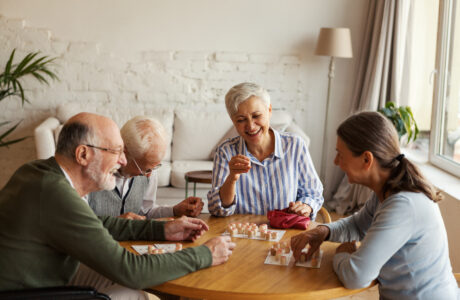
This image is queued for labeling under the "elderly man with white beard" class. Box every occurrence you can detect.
[0,112,235,300]
[88,116,204,220]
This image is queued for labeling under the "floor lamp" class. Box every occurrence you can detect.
[315,27,353,182]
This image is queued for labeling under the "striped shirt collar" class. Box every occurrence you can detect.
[237,127,283,162]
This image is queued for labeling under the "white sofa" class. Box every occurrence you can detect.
[34,104,310,212]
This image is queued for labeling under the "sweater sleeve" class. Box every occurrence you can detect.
[97,215,166,241]
[330,194,415,289]
[324,194,379,243]
[40,179,212,289]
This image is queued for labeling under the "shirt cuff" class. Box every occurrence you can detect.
[301,197,323,220]
[207,190,237,216]
[146,206,175,219]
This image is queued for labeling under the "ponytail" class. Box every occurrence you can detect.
[337,112,442,203]
[383,156,442,202]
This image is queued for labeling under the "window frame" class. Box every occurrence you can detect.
[430,0,460,177]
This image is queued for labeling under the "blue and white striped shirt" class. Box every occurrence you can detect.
[207,129,323,219]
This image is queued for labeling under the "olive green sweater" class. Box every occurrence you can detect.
[0,157,212,291]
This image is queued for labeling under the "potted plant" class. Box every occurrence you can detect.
[378,101,419,145]
[0,49,58,147]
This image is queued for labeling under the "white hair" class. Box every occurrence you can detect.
[120,116,168,161]
[225,82,271,117]
[86,150,118,191]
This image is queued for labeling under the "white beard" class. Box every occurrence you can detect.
[86,152,119,191]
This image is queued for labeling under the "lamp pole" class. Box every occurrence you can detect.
[320,56,335,182]
[314,27,352,185]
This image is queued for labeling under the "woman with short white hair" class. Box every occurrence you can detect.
[207,82,324,219]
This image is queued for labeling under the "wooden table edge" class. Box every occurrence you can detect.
[149,283,375,300]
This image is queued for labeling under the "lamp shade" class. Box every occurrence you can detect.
[315,27,353,58]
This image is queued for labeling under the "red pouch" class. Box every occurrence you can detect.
[267,208,310,230]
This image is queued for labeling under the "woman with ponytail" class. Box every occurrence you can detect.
[291,112,457,299]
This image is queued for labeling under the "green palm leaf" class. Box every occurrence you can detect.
[2,49,15,84]
[0,121,22,140]
[0,49,59,148]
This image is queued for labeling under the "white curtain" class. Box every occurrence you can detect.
[327,0,413,215]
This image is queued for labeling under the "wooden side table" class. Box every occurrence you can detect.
[184,170,212,197]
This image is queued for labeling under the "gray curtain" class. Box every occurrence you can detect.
[327,0,413,215]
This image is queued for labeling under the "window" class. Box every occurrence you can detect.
[431,0,460,177]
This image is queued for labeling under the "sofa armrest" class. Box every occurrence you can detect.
[34,117,61,159]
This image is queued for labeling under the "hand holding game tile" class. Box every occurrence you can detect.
[173,197,204,217]
[204,236,236,266]
[290,225,329,262]
[164,216,209,241]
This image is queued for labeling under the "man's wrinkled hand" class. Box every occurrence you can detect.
[336,241,358,254]
[203,236,236,266]
[164,216,209,241]
[173,197,204,217]
[118,212,146,220]
[287,201,312,217]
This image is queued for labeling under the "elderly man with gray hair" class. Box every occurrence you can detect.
[88,116,204,219]
[0,112,235,299]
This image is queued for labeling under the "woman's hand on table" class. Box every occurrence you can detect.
[336,241,358,254]
[287,201,312,217]
[203,236,236,266]
[164,216,209,241]
[228,155,251,181]
[291,225,330,262]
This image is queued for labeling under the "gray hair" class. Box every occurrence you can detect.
[120,116,168,161]
[225,82,271,117]
[56,121,98,159]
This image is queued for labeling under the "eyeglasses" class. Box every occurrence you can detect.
[132,157,162,177]
[85,144,124,156]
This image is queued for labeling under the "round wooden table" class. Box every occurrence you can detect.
[122,214,374,300]
[184,170,212,197]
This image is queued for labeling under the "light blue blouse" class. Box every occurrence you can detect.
[207,129,323,219]
[325,191,458,300]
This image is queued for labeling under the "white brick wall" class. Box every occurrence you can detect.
[0,14,312,188]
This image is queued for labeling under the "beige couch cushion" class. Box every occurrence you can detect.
[172,110,233,161]
[156,161,171,187]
